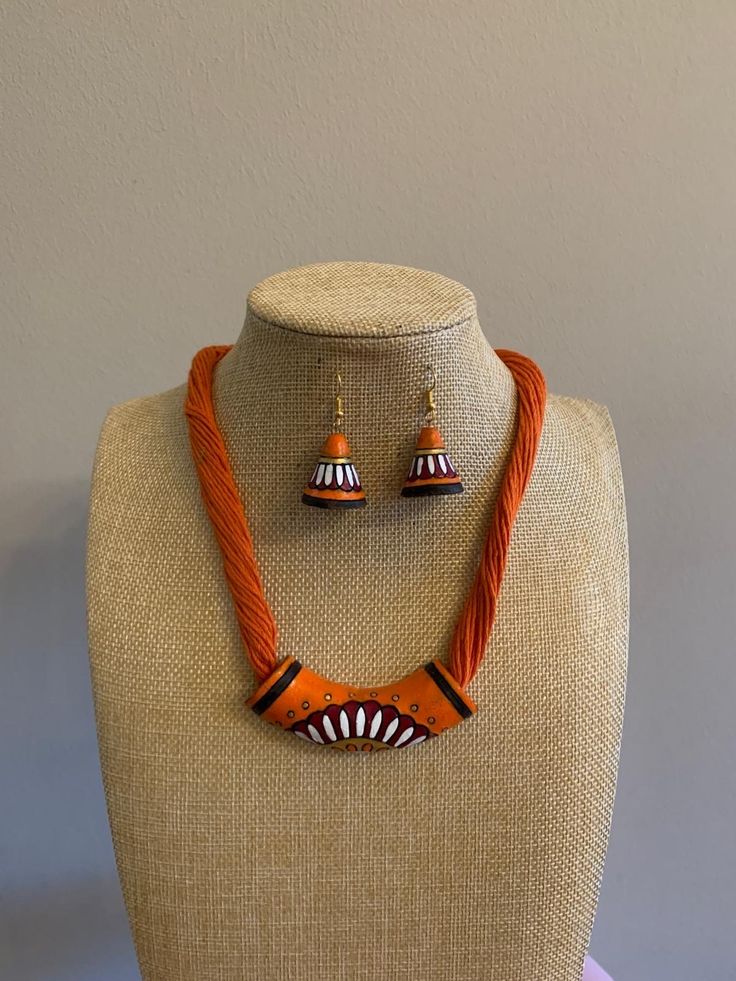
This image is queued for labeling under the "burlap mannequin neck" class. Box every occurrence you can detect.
[211,261,519,685]
[220,264,512,450]
[87,261,628,981]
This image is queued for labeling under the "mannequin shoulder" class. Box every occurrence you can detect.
[90,384,191,500]
[540,392,624,482]
[97,383,188,444]
[527,391,627,542]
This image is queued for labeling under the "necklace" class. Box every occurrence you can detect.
[185,346,546,752]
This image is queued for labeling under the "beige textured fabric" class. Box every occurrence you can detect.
[86,261,628,981]
[247,261,477,336]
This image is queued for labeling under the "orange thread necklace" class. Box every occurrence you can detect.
[185,346,546,752]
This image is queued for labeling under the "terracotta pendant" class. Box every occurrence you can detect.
[401,425,464,497]
[302,431,367,509]
[246,655,477,751]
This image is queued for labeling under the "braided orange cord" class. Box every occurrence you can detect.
[185,346,278,681]
[447,350,547,688]
[185,346,546,690]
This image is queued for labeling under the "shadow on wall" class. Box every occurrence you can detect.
[0,486,137,981]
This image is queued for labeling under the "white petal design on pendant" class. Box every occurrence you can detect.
[416,457,424,477]
[405,733,427,748]
[437,454,448,474]
[335,464,344,487]
[316,463,326,485]
[295,731,312,741]
[324,463,334,487]
[322,716,337,742]
[369,710,383,738]
[351,466,360,487]
[427,455,435,475]
[339,709,350,738]
[345,465,354,487]
[383,718,399,742]
[307,724,324,744]
[355,706,366,736]
[394,727,414,747]
[409,457,417,478]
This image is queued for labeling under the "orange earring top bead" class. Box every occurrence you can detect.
[246,655,477,751]
[401,425,464,498]
[302,431,367,509]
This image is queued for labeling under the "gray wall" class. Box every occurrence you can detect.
[2,3,735,979]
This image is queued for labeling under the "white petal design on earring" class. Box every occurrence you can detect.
[369,709,383,739]
[346,466,354,487]
[335,464,344,487]
[355,706,366,737]
[409,457,417,478]
[438,454,448,474]
[316,463,326,484]
[339,709,350,738]
[324,463,334,487]
[427,455,435,476]
[351,465,360,487]
[416,457,424,477]
[405,733,427,748]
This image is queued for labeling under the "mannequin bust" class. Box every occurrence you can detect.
[87,261,628,981]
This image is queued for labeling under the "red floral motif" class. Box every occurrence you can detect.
[290,699,432,752]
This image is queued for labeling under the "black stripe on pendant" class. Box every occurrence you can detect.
[423,661,475,719]
[251,660,303,715]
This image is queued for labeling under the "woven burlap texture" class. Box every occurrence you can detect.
[87,261,629,981]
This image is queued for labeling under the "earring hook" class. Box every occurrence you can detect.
[333,370,345,431]
[424,365,437,423]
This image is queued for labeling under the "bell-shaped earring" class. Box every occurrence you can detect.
[401,366,464,498]
[302,372,367,509]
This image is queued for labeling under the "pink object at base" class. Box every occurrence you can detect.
[583,956,614,981]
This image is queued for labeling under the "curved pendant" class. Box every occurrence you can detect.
[246,656,477,752]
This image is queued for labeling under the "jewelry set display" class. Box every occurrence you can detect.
[302,367,463,509]
[185,345,546,753]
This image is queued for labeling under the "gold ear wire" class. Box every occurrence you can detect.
[333,371,345,432]
[424,365,437,423]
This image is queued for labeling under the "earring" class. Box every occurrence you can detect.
[401,366,464,498]
[302,372,367,509]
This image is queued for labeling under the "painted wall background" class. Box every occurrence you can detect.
[2,2,735,979]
